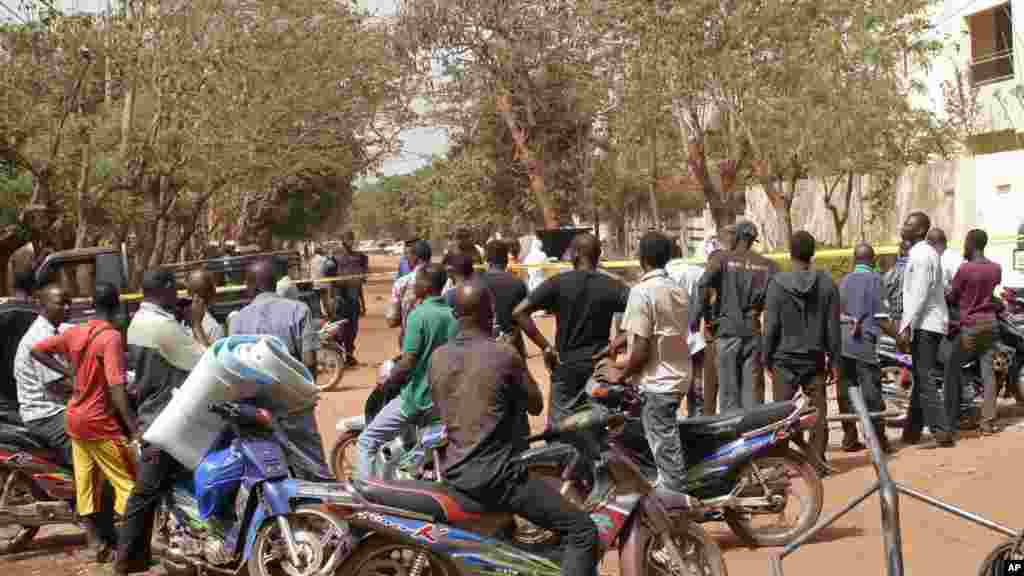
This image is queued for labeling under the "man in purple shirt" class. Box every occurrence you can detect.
[836,244,896,453]
[945,229,1002,435]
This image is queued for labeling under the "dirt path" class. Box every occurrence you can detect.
[4,257,1022,576]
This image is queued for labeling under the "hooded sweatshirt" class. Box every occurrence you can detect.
[764,269,841,366]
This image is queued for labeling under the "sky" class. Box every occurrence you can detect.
[1,0,449,178]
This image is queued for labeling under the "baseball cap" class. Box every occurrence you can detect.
[141,269,177,294]
[735,221,759,243]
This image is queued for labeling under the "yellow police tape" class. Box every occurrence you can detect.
[105,233,1024,304]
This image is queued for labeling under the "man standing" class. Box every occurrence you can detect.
[1,270,40,418]
[309,244,327,281]
[763,231,839,461]
[482,239,532,356]
[884,240,914,326]
[513,233,630,427]
[836,244,895,453]
[946,229,1002,435]
[690,226,737,416]
[611,231,692,499]
[32,283,137,564]
[229,260,326,471]
[699,221,776,412]
[899,212,951,448]
[387,240,431,341]
[357,264,457,479]
[432,283,599,576]
[322,232,368,367]
[116,270,206,574]
[927,228,964,292]
[186,269,224,348]
[14,284,73,466]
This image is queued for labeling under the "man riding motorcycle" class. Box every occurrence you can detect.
[430,283,600,576]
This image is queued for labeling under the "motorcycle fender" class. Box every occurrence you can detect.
[514,442,577,470]
[241,479,296,562]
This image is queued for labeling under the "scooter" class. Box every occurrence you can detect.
[327,407,728,576]
[518,381,826,548]
[156,402,354,576]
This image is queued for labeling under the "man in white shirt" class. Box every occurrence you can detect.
[926,228,963,292]
[611,231,692,500]
[898,212,952,448]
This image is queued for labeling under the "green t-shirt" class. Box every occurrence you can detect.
[400,296,459,418]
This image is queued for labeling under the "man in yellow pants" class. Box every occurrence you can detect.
[32,282,138,563]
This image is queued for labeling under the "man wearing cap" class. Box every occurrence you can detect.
[322,232,369,367]
[117,270,207,574]
[698,221,777,412]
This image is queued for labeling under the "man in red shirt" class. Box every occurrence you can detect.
[31,282,137,562]
[945,229,1002,435]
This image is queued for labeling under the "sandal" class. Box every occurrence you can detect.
[979,422,1002,435]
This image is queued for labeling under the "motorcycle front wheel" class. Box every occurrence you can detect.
[247,505,352,576]
[645,521,727,576]
[977,537,1024,576]
[723,449,823,547]
[337,535,453,576]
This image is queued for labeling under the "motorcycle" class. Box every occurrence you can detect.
[877,330,1016,430]
[517,382,825,548]
[156,401,354,576]
[326,407,728,576]
[0,417,78,554]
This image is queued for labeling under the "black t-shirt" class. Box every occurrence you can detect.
[481,269,529,337]
[0,302,39,412]
[528,269,629,365]
[430,333,530,501]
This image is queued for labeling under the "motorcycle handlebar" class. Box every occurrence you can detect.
[527,410,625,444]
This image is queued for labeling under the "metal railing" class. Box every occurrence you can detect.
[770,386,1021,576]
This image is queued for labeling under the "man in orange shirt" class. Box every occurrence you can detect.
[32,282,137,563]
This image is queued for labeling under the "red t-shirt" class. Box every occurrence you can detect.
[33,320,128,441]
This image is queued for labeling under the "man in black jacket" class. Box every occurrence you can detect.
[698,221,776,412]
[764,231,840,462]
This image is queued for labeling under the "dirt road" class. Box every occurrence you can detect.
[4,256,1022,576]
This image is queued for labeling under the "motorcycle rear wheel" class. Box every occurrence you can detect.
[0,470,40,554]
[723,449,823,547]
[329,431,360,480]
[337,535,453,576]
[644,521,727,576]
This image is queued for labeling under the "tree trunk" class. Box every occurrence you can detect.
[823,172,855,248]
[496,95,557,228]
[74,137,92,249]
[688,140,744,233]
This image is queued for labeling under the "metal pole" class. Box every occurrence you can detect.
[896,483,1019,538]
[850,386,904,576]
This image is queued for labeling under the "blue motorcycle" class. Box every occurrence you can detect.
[157,402,356,576]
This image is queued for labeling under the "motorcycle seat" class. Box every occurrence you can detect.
[353,478,487,523]
[0,421,50,451]
[677,401,797,437]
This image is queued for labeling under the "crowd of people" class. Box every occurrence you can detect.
[0,209,1009,576]
[356,212,1008,576]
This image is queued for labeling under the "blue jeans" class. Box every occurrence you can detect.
[356,397,412,480]
[642,392,687,492]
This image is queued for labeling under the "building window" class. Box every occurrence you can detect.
[969,4,1014,85]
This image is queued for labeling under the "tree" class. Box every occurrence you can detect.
[395,0,610,228]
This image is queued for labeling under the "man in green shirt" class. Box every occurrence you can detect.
[356,263,458,479]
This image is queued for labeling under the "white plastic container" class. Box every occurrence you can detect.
[143,335,318,469]
[229,336,317,410]
[143,338,255,469]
